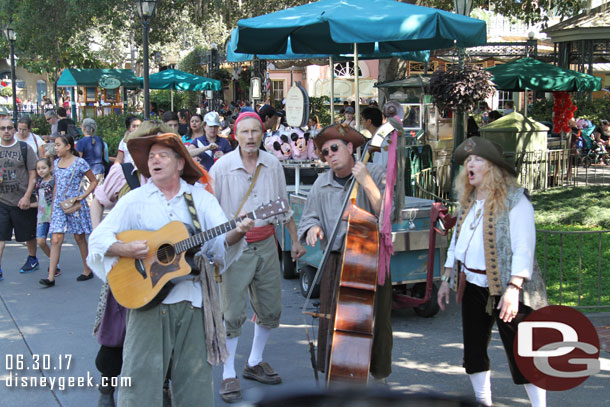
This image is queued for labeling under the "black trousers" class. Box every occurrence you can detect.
[461,281,532,384]
[95,345,123,382]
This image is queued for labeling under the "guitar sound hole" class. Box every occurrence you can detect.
[157,244,176,264]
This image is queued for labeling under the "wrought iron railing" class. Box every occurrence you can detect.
[413,148,610,310]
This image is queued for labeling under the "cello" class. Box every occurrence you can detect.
[308,126,386,384]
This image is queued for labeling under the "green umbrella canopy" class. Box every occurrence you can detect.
[486,58,602,92]
[141,69,221,91]
[57,69,140,88]
[227,28,429,62]
[234,0,487,55]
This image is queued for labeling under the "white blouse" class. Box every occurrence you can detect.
[444,195,536,287]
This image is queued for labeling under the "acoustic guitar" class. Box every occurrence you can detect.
[107,198,288,309]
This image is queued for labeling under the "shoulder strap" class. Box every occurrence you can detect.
[120,163,141,190]
[235,163,262,218]
[183,192,202,234]
[19,141,28,171]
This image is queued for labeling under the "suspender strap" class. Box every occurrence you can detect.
[235,164,262,218]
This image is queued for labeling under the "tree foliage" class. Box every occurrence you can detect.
[414,0,584,27]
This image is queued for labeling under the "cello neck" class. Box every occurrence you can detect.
[348,149,372,202]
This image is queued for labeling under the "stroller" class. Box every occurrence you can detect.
[576,124,609,167]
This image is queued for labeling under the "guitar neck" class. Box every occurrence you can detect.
[175,212,256,254]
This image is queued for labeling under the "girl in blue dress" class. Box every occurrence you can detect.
[39,134,98,287]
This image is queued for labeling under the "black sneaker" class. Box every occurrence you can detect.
[20,256,39,273]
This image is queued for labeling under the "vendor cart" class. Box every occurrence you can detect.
[277,176,449,318]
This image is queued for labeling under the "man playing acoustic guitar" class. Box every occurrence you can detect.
[297,124,393,383]
[87,132,253,407]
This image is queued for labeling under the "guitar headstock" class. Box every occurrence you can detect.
[254,197,289,220]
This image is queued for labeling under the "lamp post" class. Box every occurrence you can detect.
[136,0,157,119]
[209,43,217,111]
[451,0,474,187]
[2,24,17,121]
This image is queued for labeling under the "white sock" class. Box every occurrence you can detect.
[524,383,546,407]
[222,336,239,380]
[468,371,492,406]
[247,324,271,367]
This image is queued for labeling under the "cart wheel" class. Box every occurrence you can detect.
[583,156,592,168]
[300,266,320,299]
[281,251,297,279]
[411,282,440,318]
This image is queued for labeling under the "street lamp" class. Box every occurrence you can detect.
[136,0,158,119]
[451,0,474,186]
[2,23,18,122]
[209,43,217,111]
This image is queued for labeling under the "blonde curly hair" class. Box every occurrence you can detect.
[454,155,519,215]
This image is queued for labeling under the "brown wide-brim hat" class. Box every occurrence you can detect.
[454,136,517,176]
[127,133,203,184]
[313,123,367,162]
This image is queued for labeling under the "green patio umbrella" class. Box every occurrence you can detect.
[140,69,222,111]
[486,58,602,92]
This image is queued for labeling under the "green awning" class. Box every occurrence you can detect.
[141,69,221,91]
[486,58,602,92]
[57,68,141,88]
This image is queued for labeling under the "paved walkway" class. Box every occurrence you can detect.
[1,238,609,406]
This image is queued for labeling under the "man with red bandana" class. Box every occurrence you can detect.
[210,112,305,403]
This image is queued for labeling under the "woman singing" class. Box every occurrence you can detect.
[437,137,548,407]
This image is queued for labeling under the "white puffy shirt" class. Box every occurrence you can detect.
[444,195,535,287]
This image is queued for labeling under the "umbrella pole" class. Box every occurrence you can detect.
[354,43,360,131]
[330,56,335,124]
[171,89,174,112]
[524,89,528,117]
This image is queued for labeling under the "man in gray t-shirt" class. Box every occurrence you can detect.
[0,118,38,280]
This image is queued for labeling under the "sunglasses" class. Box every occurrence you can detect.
[0,126,14,131]
[321,143,340,157]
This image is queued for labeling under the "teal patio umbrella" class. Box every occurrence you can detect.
[140,69,222,110]
[233,0,486,123]
[487,58,602,92]
[227,28,429,118]
[234,0,486,55]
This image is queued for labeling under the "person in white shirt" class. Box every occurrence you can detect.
[17,117,45,159]
[437,137,548,407]
[87,132,253,407]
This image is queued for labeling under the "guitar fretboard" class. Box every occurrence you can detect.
[174,213,256,254]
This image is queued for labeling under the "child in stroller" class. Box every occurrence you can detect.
[575,119,609,167]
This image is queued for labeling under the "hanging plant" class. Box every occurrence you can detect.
[427,65,495,113]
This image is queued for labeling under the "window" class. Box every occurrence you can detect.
[497,90,513,110]
[334,62,362,78]
[271,80,284,102]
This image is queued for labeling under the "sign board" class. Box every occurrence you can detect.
[285,82,309,128]
[205,90,213,99]
[250,77,262,100]
[98,75,121,90]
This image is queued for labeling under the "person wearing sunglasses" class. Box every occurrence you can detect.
[297,124,393,384]
[0,118,39,282]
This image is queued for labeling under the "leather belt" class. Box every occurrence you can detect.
[463,264,486,275]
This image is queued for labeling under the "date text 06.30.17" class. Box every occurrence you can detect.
[4,354,72,371]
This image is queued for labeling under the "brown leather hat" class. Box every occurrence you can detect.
[454,136,517,176]
[127,133,203,184]
[312,123,367,162]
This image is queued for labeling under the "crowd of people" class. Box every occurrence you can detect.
[0,99,551,407]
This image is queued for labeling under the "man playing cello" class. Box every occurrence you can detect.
[297,123,393,383]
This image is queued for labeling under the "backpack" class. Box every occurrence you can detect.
[66,122,80,140]
[19,141,29,171]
